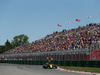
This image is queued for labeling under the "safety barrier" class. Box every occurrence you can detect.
[0,44,100,67]
[0,60,100,67]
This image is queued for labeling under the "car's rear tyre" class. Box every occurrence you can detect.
[53,65,57,69]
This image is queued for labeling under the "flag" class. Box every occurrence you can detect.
[87,16,91,18]
[76,19,80,22]
[57,24,62,27]
[78,19,80,22]
[76,19,79,21]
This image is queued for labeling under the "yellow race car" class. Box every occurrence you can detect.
[43,63,57,69]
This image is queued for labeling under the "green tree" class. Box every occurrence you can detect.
[5,39,12,50]
[11,34,29,48]
[0,46,5,53]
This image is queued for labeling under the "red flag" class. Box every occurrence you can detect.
[76,19,79,21]
[57,24,62,27]
[76,19,80,22]
[78,19,80,22]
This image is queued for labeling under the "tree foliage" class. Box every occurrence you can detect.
[11,34,29,48]
[5,39,12,50]
[0,46,5,53]
[0,34,29,53]
[0,39,12,53]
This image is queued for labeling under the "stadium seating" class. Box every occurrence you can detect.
[2,23,100,54]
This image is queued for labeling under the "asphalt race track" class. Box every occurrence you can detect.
[0,63,91,75]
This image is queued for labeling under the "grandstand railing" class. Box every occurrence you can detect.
[0,43,100,61]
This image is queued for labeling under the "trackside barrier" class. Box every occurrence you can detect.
[0,45,100,67]
[0,60,100,67]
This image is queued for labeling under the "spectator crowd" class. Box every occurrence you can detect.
[2,23,100,54]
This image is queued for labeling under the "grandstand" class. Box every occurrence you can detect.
[0,23,100,62]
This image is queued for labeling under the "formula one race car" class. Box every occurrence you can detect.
[43,63,57,69]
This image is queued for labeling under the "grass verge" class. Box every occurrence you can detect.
[59,66,100,73]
